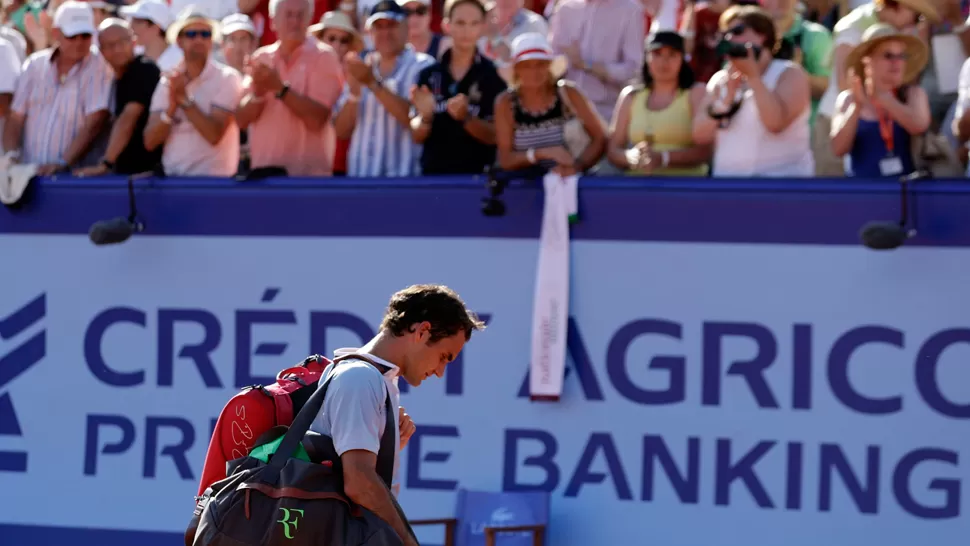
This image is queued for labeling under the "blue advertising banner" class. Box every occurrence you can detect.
[0,177,968,546]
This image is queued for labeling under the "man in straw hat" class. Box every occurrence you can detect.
[143,6,244,176]
[813,0,938,176]
[829,23,930,177]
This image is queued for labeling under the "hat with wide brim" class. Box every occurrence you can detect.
[166,6,220,44]
[498,32,568,82]
[308,10,364,50]
[844,23,928,85]
[878,0,939,23]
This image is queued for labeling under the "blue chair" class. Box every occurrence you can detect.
[409,488,550,546]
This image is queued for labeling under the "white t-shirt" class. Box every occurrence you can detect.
[0,39,21,156]
[308,348,402,497]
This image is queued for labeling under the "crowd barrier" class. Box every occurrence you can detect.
[0,175,968,546]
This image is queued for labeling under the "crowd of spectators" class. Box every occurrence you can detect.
[0,0,968,181]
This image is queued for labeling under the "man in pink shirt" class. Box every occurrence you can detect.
[236,0,345,176]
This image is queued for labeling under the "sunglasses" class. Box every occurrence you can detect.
[181,29,213,39]
[404,5,429,16]
[725,23,746,36]
[878,52,908,62]
[325,35,352,45]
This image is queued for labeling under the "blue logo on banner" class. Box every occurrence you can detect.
[0,293,47,472]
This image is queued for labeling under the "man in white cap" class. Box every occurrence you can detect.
[235,0,344,176]
[0,39,21,157]
[218,13,258,73]
[121,0,184,70]
[2,1,114,174]
[143,7,243,176]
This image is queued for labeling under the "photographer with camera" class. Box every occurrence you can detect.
[692,5,814,176]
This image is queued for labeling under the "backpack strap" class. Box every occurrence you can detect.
[268,353,398,490]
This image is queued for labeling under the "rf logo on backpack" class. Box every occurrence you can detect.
[277,508,304,539]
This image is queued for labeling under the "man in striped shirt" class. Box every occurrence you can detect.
[2,1,114,174]
[333,0,435,177]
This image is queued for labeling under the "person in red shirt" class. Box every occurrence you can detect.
[681,0,731,83]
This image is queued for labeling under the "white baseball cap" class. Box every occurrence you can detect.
[220,13,255,37]
[53,1,97,37]
[120,0,173,30]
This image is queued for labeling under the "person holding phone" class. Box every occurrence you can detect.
[691,5,814,176]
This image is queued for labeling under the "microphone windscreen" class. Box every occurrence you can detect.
[860,221,907,250]
[89,217,134,246]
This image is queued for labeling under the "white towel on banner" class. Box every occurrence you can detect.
[529,172,578,401]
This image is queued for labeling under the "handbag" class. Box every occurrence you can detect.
[555,81,606,158]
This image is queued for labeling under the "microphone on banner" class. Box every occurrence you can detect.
[88,171,154,246]
[859,169,929,251]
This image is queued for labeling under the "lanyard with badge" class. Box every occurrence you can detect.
[876,101,904,176]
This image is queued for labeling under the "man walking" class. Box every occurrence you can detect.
[310,284,485,546]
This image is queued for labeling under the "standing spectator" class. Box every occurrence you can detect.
[121,0,183,70]
[479,0,547,70]
[680,0,732,83]
[814,0,937,176]
[76,18,162,175]
[692,5,814,176]
[760,0,833,129]
[410,0,506,174]
[218,13,258,73]
[0,38,20,156]
[401,0,449,58]
[143,8,243,176]
[236,0,345,176]
[2,1,113,173]
[548,0,645,122]
[830,24,929,176]
[494,32,606,174]
[607,31,710,175]
[309,10,364,175]
[333,0,434,176]
[238,0,329,46]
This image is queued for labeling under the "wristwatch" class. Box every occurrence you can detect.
[276,83,290,100]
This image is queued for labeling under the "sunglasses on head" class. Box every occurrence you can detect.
[181,29,213,39]
[404,5,428,16]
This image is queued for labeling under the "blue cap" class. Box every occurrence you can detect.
[366,0,406,28]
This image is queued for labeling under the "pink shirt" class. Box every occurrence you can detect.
[150,60,243,177]
[245,38,345,176]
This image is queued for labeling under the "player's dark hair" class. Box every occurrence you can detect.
[380,284,486,342]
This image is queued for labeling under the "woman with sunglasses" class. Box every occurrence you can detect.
[692,5,814,177]
[607,31,711,175]
[829,24,930,177]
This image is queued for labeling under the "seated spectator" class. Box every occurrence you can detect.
[309,10,364,176]
[333,0,435,176]
[608,31,710,175]
[143,8,243,176]
[410,0,506,174]
[692,5,814,176]
[2,1,113,174]
[814,0,938,176]
[236,0,345,176]
[401,0,450,58]
[549,0,645,122]
[494,32,606,175]
[0,38,20,156]
[121,0,184,70]
[830,24,929,177]
[479,0,548,70]
[76,18,163,176]
[218,13,258,73]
